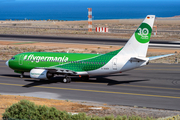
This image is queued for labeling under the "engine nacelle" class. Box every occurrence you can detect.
[30,68,49,79]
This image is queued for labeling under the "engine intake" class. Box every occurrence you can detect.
[30,68,53,80]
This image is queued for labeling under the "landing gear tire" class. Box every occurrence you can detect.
[67,77,71,83]
[63,78,67,83]
[63,77,71,83]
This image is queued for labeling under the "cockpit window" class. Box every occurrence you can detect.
[11,57,15,60]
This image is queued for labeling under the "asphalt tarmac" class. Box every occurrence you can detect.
[0,34,180,48]
[0,61,180,110]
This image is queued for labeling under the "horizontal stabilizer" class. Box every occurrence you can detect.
[130,57,149,62]
[149,54,175,61]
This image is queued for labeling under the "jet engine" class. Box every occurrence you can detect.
[30,68,53,80]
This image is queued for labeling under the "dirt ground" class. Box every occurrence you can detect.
[0,95,180,119]
[0,95,108,119]
[0,40,179,64]
[0,17,180,41]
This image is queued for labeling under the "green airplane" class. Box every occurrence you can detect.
[6,15,174,83]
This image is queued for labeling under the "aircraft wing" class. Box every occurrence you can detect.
[36,67,78,75]
[148,53,175,61]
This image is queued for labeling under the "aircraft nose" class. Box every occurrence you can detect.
[6,60,9,67]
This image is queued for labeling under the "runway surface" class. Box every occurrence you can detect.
[0,34,180,48]
[0,60,180,110]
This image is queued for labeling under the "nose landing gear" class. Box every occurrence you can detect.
[20,72,24,78]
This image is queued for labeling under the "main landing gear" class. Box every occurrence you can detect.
[63,74,71,83]
[62,76,89,83]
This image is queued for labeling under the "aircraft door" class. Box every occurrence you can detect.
[112,58,117,70]
[19,55,24,65]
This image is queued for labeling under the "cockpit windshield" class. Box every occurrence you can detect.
[11,57,15,60]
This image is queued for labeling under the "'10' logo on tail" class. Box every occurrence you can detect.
[135,23,152,43]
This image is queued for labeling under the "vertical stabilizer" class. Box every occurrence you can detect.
[120,15,155,57]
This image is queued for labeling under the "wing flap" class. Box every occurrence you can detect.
[36,67,77,75]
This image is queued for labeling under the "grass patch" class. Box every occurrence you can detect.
[2,100,155,120]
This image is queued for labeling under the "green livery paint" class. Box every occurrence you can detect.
[135,23,152,43]
[58,49,121,72]
[9,48,122,72]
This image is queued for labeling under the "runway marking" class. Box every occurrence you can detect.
[121,84,180,91]
[0,75,32,79]
[75,82,180,91]
[0,75,19,79]
[0,75,180,91]
[0,82,180,99]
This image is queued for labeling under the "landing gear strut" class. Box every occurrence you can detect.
[20,72,24,78]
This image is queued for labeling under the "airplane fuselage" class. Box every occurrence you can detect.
[7,48,148,77]
[7,15,170,83]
